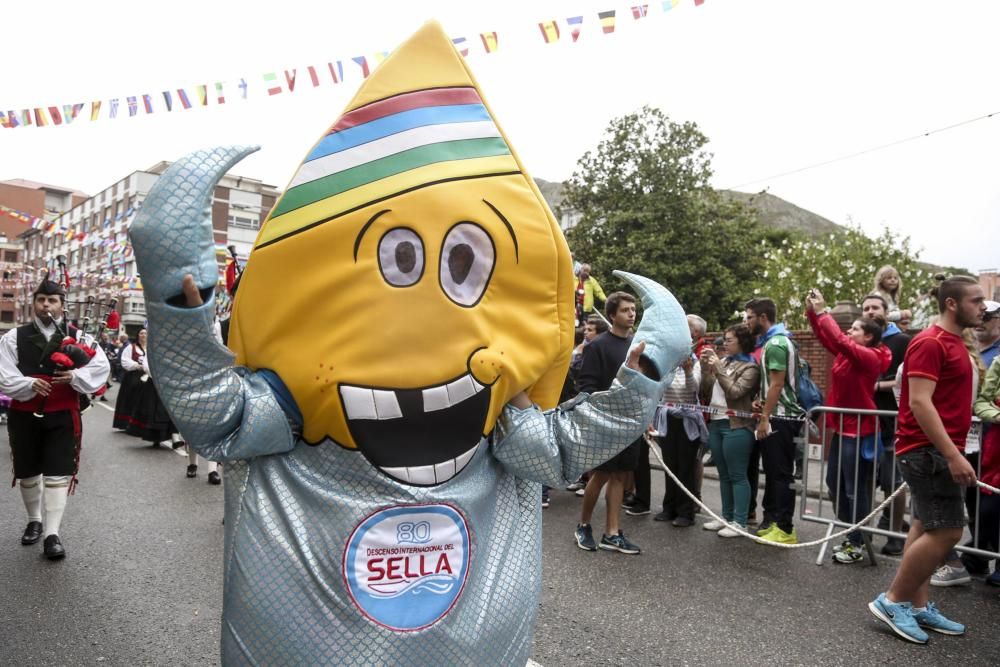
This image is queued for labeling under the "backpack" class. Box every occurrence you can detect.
[791,341,823,412]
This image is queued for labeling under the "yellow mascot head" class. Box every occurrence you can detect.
[230,21,574,486]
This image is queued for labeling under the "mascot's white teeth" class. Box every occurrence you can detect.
[379,442,480,485]
[340,374,487,421]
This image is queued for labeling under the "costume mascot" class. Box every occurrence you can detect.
[130,21,690,665]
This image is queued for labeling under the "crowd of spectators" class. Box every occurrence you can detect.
[559,260,1000,610]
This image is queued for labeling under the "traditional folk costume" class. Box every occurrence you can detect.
[129,22,691,665]
[112,340,145,430]
[125,346,181,447]
[0,280,110,559]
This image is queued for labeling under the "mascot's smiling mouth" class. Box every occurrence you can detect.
[338,373,491,486]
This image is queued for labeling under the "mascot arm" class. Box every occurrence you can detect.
[146,299,297,462]
[493,364,660,486]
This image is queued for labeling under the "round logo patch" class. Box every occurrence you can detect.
[343,503,471,631]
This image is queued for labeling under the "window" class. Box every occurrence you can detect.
[0,311,13,323]
[2,293,14,299]
[130,300,146,314]
[228,214,260,230]
[4,250,17,262]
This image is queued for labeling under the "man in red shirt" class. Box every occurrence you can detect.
[869,276,985,644]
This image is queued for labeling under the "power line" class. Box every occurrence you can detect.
[725,110,1000,190]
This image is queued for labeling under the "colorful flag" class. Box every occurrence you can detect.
[239,78,248,99]
[631,5,649,19]
[215,82,225,104]
[566,16,584,42]
[0,112,9,129]
[538,21,560,44]
[307,66,320,87]
[695,0,706,5]
[127,97,138,116]
[662,0,680,10]
[34,108,49,126]
[352,56,370,78]
[195,85,208,106]
[284,69,297,93]
[264,72,282,95]
[452,37,469,57]
[480,32,499,53]
[109,99,119,119]
[5,111,19,128]
[143,94,154,113]
[599,10,616,34]
[90,101,101,121]
[328,61,343,84]
[162,91,173,111]
[63,103,84,123]
[47,106,63,125]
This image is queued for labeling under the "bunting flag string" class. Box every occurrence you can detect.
[1,1,711,130]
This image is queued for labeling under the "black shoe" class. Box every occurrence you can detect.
[672,517,694,527]
[43,535,65,560]
[207,471,221,485]
[881,537,905,556]
[186,464,198,478]
[653,511,676,522]
[172,440,186,450]
[622,491,637,507]
[21,521,43,545]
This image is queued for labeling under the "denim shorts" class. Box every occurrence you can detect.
[897,448,966,531]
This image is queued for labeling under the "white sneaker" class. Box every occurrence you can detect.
[702,519,726,531]
[718,525,745,538]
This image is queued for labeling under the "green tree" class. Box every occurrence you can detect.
[563,107,769,328]
[747,225,934,328]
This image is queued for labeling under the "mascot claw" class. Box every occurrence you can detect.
[613,270,691,381]
[130,145,260,304]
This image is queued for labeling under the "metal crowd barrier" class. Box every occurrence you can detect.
[797,405,998,566]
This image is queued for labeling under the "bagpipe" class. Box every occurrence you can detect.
[33,257,119,416]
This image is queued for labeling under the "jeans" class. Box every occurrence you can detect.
[825,433,878,545]
[708,420,754,525]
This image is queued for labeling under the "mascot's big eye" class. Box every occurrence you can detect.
[439,223,495,307]
[378,228,425,287]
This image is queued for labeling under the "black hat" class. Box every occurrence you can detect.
[34,273,66,298]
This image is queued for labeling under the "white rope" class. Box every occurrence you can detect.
[647,434,904,548]
[644,435,1000,547]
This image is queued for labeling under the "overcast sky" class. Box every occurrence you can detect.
[3,0,998,271]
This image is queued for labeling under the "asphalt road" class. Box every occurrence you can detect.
[2,386,998,665]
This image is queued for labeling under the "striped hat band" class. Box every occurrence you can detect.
[260,86,519,247]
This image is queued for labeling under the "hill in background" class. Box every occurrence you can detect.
[535,178,964,274]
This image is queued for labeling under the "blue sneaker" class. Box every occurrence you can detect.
[986,570,1000,587]
[867,593,929,644]
[599,530,641,555]
[574,523,597,551]
[914,602,965,636]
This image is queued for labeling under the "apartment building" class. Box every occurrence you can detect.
[19,163,278,336]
